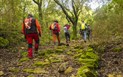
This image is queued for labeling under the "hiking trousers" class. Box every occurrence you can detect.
[26,33,39,58]
[80,29,87,42]
[52,33,60,45]
[65,32,70,43]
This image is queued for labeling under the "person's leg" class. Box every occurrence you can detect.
[33,34,39,52]
[83,30,87,42]
[53,34,56,45]
[87,30,89,40]
[66,33,69,46]
[26,34,33,58]
[65,33,68,44]
[56,33,60,45]
[81,30,84,40]
[67,33,70,42]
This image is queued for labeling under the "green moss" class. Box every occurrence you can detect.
[33,68,48,74]
[34,61,49,67]
[55,49,64,53]
[58,62,68,72]
[9,67,19,73]
[66,51,73,55]
[64,66,73,74]
[86,52,99,60]
[56,46,66,49]
[27,74,35,77]
[23,69,34,73]
[79,58,96,63]
[74,45,82,49]
[38,50,46,56]
[21,52,28,57]
[86,47,94,52]
[51,59,62,63]
[113,47,122,52]
[46,49,54,54]
[77,66,97,77]
[76,49,84,53]
[19,57,29,62]
[73,53,82,59]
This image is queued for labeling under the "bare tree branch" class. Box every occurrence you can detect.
[72,0,78,19]
[33,0,39,5]
[54,0,74,23]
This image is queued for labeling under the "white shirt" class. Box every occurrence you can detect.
[64,26,68,33]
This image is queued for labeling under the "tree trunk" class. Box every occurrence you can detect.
[38,4,43,22]
[72,22,77,39]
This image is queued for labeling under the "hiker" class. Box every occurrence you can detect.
[49,20,60,45]
[80,21,87,42]
[64,24,70,46]
[21,14,42,59]
[86,24,92,40]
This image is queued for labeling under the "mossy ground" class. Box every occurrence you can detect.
[0,39,123,77]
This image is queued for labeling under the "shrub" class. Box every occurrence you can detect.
[0,37,9,48]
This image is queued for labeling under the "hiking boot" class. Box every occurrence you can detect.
[28,48,33,59]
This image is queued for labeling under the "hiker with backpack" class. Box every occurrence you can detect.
[80,21,87,42]
[86,24,92,40]
[64,24,70,46]
[49,20,60,46]
[21,14,42,59]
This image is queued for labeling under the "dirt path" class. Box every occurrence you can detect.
[1,39,123,77]
[0,40,84,77]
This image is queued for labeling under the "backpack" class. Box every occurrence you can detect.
[24,18,32,29]
[51,23,58,30]
[24,18,37,34]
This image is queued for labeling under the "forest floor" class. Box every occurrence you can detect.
[0,38,123,77]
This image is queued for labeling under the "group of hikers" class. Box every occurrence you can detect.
[21,14,92,58]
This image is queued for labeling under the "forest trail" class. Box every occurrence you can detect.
[0,39,123,77]
[0,40,88,77]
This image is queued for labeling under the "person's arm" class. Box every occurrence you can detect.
[35,19,42,36]
[57,23,60,32]
[22,23,25,34]
[49,25,52,30]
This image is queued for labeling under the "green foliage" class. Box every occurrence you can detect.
[0,37,9,48]
[92,0,123,43]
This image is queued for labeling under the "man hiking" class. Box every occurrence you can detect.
[86,24,92,40]
[49,20,60,46]
[22,14,42,59]
[80,21,87,42]
[64,24,70,46]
